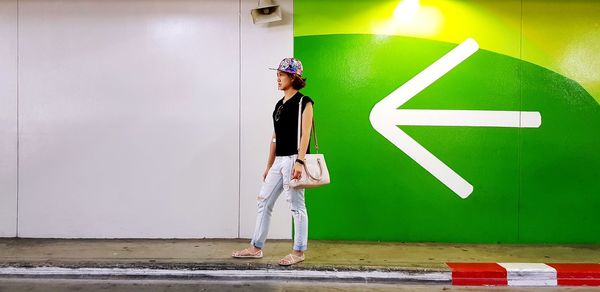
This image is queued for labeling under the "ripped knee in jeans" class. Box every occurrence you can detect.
[290,208,307,217]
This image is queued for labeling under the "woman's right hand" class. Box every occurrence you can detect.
[262,168,269,182]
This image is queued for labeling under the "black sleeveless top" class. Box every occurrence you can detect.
[272,92,314,156]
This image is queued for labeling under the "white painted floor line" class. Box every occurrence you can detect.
[0,267,451,282]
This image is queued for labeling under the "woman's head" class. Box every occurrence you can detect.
[272,57,306,90]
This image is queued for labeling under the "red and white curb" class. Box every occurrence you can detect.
[448,263,600,286]
[0,263,598,286]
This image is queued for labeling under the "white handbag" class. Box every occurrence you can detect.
[289,96,330,189]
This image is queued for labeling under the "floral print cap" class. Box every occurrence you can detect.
[270,58,303,76]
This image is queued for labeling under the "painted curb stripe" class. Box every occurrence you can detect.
[447,263,507,286]
[547,263,600,286]
[498,263,557,286]
[448,263,600,287]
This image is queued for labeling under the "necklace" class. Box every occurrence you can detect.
[274,104,284,122]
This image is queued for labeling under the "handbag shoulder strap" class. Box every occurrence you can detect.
[297,95,319,153]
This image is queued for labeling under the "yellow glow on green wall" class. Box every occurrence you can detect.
[521,1,600,101]
[296,0,522,57]
[295,0,600,103]
[393,0,420,22]
[373,0,443,36]
[560,32,600,86]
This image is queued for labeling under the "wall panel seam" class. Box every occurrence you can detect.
[237,0,242,239]
[15,0,20,238]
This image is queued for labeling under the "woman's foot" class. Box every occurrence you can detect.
[278,251,304,266]
[232,246,263,258]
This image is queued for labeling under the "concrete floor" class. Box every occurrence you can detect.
[0,238,599,271]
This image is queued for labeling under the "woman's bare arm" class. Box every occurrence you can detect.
[263,131,277,181]
[297,103,314,161]
[266,131,277,168]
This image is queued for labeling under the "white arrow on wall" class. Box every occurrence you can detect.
[369,38,542,199]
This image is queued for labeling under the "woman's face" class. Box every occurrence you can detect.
[277,71,292,91]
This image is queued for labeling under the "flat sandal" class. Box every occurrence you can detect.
[232,248,263,259]
[278,253,304,266]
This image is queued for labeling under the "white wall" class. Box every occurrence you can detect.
[0,0,18,237]
[0,0,293,239]
[240,0,293,239]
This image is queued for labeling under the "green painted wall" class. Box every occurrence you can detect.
[295,0,600,243]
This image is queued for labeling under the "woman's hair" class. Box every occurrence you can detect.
[287,72,307,90]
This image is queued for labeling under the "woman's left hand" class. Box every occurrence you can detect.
[292,163,303,180]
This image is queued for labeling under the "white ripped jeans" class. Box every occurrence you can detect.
[250,154,308,251]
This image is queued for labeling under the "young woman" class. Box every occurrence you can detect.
[232,58,314,266]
